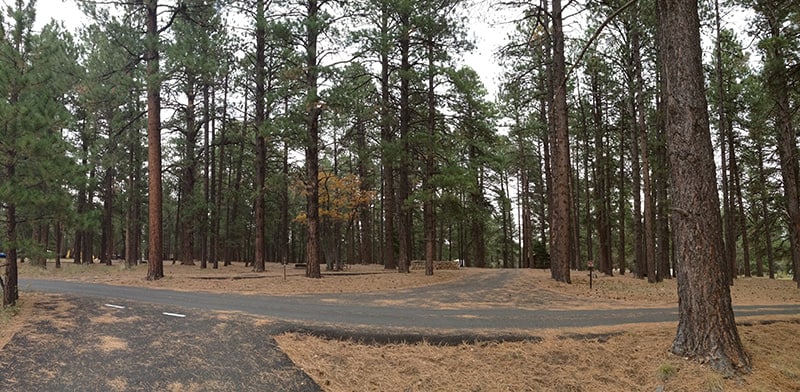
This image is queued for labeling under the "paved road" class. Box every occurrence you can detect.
[19,278,800,332]
[0,294,320,392]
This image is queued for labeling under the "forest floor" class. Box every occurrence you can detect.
[3,260,800,391]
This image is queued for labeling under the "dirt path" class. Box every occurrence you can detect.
[0,294,320,392]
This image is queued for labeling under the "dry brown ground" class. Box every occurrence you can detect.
[6,260,800,391]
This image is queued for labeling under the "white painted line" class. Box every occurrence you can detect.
[162,312,186,318]
[104,304,126,309]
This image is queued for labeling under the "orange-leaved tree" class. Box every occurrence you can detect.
[295,170,375,271]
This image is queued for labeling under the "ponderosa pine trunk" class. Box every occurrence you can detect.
[379,2,396,271]
[253,0,267,273]
[628,12,645,279]
[145,0,164,280]
[3,169,18,306]
[180,76,198,266]
[762,7,800,288]
[658,0,750,375]
[549,0,571,283]
[304,0,322,279]
[424,42,436,276]
[102,167,114,265]
[397,8,412,274]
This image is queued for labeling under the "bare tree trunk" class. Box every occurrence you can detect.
[658,0,750,374]
[763,9,800,287]
[423,43,436,276]
[379,2,396,271]
[589,68,612,276]
[102,167,115,266]
[179,76,198,267]
[397,7,412,274]
[145,0,164,280]
[55,222,63,269]
[630,16,645,279]
[756,146,769,278]
[253,0,267,272]
[304,0,322,279]
[549,0,572,283]
[617,122,627,275]
[3,203,18,306]
[729,132,750,277]
[519,134,532,268]
[202,84,211,270]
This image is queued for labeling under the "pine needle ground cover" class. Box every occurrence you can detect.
[4,263,800,391]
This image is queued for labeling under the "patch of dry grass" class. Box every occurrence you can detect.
[276,319,800,392]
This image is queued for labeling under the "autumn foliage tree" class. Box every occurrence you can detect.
[295,170,374,271]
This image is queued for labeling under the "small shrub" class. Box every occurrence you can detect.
[657,362,678,381]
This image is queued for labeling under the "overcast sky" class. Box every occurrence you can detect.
[31,0,510,99]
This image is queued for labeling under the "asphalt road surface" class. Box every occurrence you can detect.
[19,278,800,332]
[4,277,799,391]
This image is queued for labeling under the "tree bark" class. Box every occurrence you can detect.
[145,0,164,281]
[549,0,571,283]
[658,0,750,374]
[397,7,412,274]
[180,76,198,266]
[629,15,645,279]
[590,67,612,276]
[378,2,396,271]
[101,167,115,265]
[304,0,322,279]
[253,0,267,272]
[3,165,18,306]
[762,7,800,287]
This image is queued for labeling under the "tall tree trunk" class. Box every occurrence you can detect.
[519,132,532,268]
[658,0,750,374]
[379,2,396,270]
[655,126,671,279]
[83,169,96,265]
[145,0,164,280]
[617,120,627,275]
[356,121,373,266]
[763,9,800,287]
[715,0,735,284]
[125,142,137,268]
[590,69,612,276]
[728,123,750,277]
[397,8,412,274]
[305,0,322,279]
[253,0,267,272]
[280,140,290,266]
[641,110,656,282]
[3,203,18,306]
[101,167,115,265]
[55,222,63,269]
[423,43,436,276]
[202,84,211,270]
[180,76,198,266]
[213,78,228,270]
[756,146,769,278]
[549,0,572,283]
[501,173,512,268]
[581,106,592,266]
[630,16,645,279]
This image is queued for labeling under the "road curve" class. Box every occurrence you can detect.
[19,278,800,332]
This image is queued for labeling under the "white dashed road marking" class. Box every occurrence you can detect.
[162,312,187,318]
[104,304,126,309]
